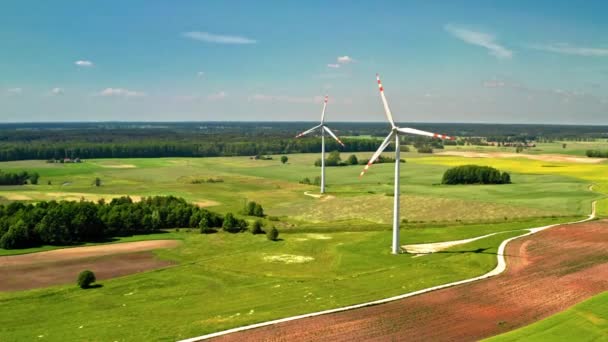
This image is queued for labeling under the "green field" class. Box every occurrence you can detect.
[0,228,535,341]
[486,291,608,341]
[0,149,607,341]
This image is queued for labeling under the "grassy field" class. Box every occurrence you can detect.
[1,227,531,341]
[486,291,608,341]
[0,148,606,341]
[444,140,608,157]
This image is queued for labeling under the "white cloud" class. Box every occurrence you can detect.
[50,87,64,95]
[98,88,146,97]
[528,43,608,57]
[75,60,94,67]
[197,71,205,77]
[7,87,22,94]
[327,63,340,68]
[207,91,227,100]
[182,31,257,44]
[337,56,354,64]
[445,24,513,59]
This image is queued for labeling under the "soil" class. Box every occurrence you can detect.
[0,240,180,291]
[209,220,608,341]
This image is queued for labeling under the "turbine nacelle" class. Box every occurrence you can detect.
[359,74,456,178]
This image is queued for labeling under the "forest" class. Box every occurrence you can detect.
[0,170,39,185]
[0,122,606,161]
[441,165,511,185]
[0,196,248,249]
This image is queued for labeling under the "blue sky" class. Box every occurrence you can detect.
[1,1,607,124]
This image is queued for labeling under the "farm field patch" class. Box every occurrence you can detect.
[206,220,608,342]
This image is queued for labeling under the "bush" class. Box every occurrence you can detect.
[442,165,511,185]
[77,270,96,289]
[280,156,288,164]
[299,177,311,185]
[346,154,358,165]
[416,146,433,154]
[251,220,264,234]
[222,213,248,233]
[267,227,279,241]
[244,201,264,217]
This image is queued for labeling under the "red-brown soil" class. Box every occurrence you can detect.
[210,220,608,342]
[0,240,180,291]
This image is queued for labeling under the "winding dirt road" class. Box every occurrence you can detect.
[204,220,608,341]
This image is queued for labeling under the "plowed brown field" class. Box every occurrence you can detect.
[210,220,608,342]
[0,240,180,291]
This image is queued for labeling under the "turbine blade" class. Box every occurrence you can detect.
[376,74,396,128]
[295,125,321,138]
[359,132,394,177]
[397,127,454,140]
[320,95,328,124]
[323,126,345,147]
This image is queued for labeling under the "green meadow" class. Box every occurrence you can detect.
[0,148,606,341]
[486,291,608,341]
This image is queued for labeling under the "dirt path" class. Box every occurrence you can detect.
[402,230,516,254]
[304,191,335,201]
[196,219,608,341]
[0,240,180,291]
[437,151,605,164]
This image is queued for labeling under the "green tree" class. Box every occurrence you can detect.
[199,216,214,234]
[346,154,358,165]
[326,150,341,166]
[94,177,101,187]
[29,172,40,185]
[77,270,96,289]
[150,210,161,230]
[222,213,238,232]
[251,220,264,234]
[253,203,264,217]
[267,226,279,241]
[280,156,288,164]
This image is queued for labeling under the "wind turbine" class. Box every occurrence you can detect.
[360,74,455,254]
[295,95,345,194]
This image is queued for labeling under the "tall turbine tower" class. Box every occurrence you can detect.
[295,96,345,194]
[360,75,455,254]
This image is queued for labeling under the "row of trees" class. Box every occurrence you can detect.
[0,137,388,162]
[442,165,511,185]
[313,151,405,167]
[586,150,608,158]
[0,196,255,249]
[0,170,39,185]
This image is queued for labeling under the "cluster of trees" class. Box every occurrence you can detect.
[243,201,265,217]
[0,196,230,249]
[0,170,39,185]
[314,151,404,167]
[314,151,359,167]
[586,150,608,158]
[442,165,511,185]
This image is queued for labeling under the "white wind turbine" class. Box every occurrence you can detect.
[360,74,455,254]
[295,95,345,194]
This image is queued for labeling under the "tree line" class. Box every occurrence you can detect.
[0,196,258,249]
[0,138,389,162]
[0,170,39,185]
[442,165,511,185]
[314,151,405,167]
[586,150,608,158]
